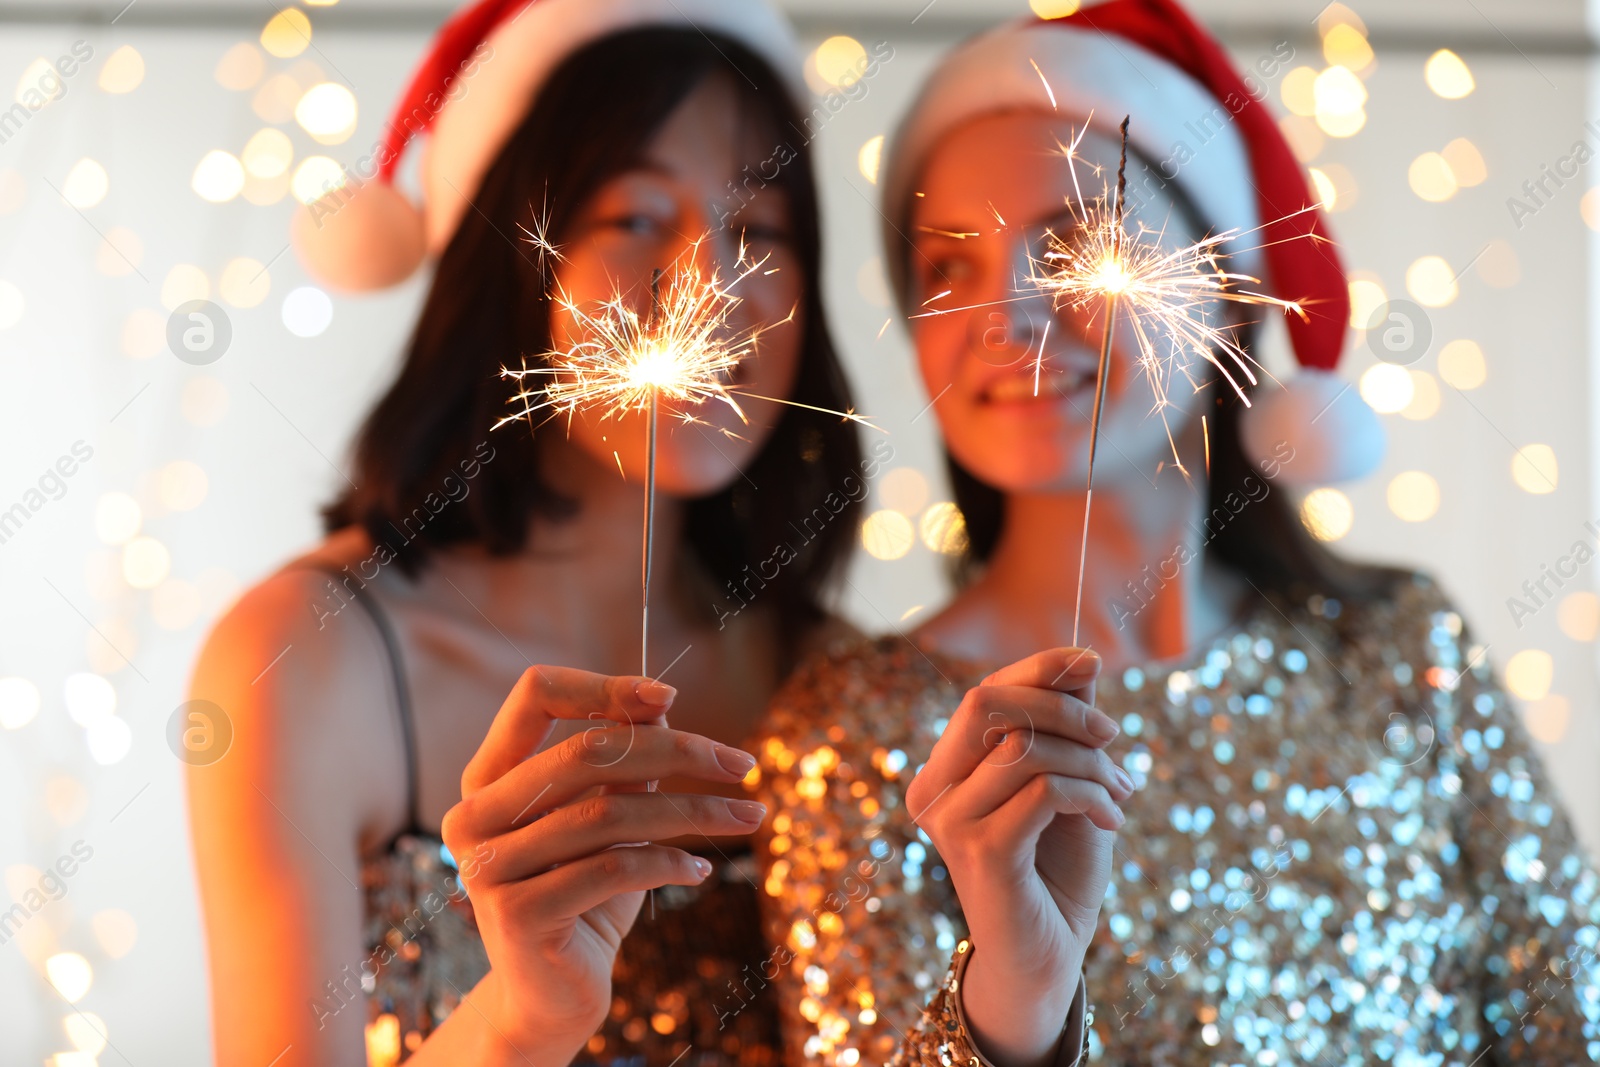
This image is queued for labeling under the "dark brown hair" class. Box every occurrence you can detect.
[324,28,863,639]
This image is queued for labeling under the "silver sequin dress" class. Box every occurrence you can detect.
[749,572,1600,1065]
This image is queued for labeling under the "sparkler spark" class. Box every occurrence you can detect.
[494,230,877,680]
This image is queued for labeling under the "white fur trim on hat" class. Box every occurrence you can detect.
[880,20,1261,316]
[1239,369,1386,486]
[293,0,805,293]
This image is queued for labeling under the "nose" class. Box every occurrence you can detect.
[968,234,1059,367]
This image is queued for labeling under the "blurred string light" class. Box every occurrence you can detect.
[878,467,928,514]
[15,57,65,105]
[121,309,165,359]
[1300,487,1353,541]
[92,909,138,959]
[261,9,312,59]
[1476,239,1520,289]
[45,953,92,1003]
[63,1013,108,1057]
[1425,49,1475,99]
[242,128,294,179]
[94,492,141,545]
[95,227,143,278]
[157,460,209,511]
[123,536,171,589]
[1437,338,1487,389]
[1409,138,1487,203]
[1029,0,1083,16]
[161,264,209,310]
[253,72,302,123]
[0,676,41,730]
[283,286,334,337]
[215,42,265,90]
[1406,255,1458,307]
[291,156,345,205]
[1505,648,1553,700]
[1358,363,1412,414]
[61,159,108,209]
[807,35,867,94]
[919,502,969,555]
[220,258,271,308]
[1387,471,1440,522]
[295,82,358,144]
[97,45,144,94]
[1526,694,1570,744]
[858,134,884,184]
[1511,443,1558,495]
[1346,274,1386,329]
[1559,591,1600,642]
[861,510,914,560]
[193,150,246,203]
[1401,369,1440,420]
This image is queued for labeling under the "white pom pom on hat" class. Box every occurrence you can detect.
[291,0,805,294]
[879,0,1386,486]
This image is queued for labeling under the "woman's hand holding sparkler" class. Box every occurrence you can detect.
[438,665,765,1058]
[904,648,1129,1067]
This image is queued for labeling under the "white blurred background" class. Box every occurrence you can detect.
[0,0,1597,1061]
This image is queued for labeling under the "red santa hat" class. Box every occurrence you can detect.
[880,0,1384,486]
[291,0,805,293]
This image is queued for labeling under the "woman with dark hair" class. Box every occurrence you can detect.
[185,3,907,1065]
[752,4,1600,1067]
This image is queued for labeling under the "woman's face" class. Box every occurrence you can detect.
[550,72,802,497]
[908,113,1216,493]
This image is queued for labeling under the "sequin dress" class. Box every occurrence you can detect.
[749,572,1600,1066]
[343,545,1034,1067]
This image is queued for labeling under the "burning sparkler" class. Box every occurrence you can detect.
[495,233,874,677]
[1024,117,1314,643]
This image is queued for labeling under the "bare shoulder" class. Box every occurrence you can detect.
[188,527,408,847]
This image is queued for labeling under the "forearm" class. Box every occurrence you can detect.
[403,969,593,1067]
[960,944,1083,1067]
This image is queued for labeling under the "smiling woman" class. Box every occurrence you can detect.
[184,3,872,1065]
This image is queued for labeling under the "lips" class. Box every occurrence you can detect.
[980,365,1097,406]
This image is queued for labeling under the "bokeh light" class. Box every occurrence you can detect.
[810,36,868,91]
[1387,471,1440,522]
[1558,592,1600,642]
[0,279,24,330]
[1400,370,1441,420]
[0,677,41,730]
[1525,694,1570,744]
[282,286,334,337]
[261,9,312,59]
[1425,49,1475,99]
[157,461,209,511]
[878,468,928,514]
[1300,488,1353,541]
[295,82,358,144]
[242,127,294,179]
[1029,0,1082,15]
[862,510,914,560]
[193,150,245,203]
[919,503,969,555]
[1405,255,1458,307]
[1511,443,1558,495]
[91,910,138,959]
[1347,275,1386,329]
[291,156,346,205]
[220,257,271,308]
[95,227,143,278]
[1437,339,1487,389]
[45,953,92,1003]
[1408,152,1457,202]
[215,42,265,90]
[161,264,210,310]
[858,135,884,185]
[123,536,172,589]
[62,158,109,209]
[1505,649,1553,701]
[1441,138,1487,186]
[95,493,142,545]
[1358,363,1413,414]
[64,672,115,725]
[98,46,145,94]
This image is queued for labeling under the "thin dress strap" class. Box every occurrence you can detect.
[297,562,426,839]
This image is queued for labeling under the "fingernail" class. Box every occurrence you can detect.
[714,744,758,777]
[636,680,677,707]
[728,799,767,824]
[1089,712,1120,742]
[692,857,713,881]
[1113,767,1135,793]
[1069,649,1102,672]
[1113,805,1126,826]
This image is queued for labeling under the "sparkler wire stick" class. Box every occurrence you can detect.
[1071,116,1131,649]
[642,269,663,682]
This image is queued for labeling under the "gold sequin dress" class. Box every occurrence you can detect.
[749,572,1600,1065]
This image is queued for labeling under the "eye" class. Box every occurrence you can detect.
[601,213,665,237]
